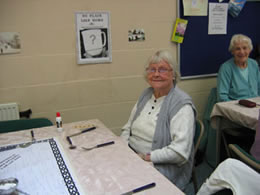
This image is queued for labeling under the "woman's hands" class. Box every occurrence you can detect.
[138,153,151,161]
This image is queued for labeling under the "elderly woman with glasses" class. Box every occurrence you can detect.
[217,34,260,102]
[120,50,196,191]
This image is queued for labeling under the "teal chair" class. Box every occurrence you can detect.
[191,88,218,193]
[229,144,260,173]
[192,119,205,193]
[210,144,260,195]
[203,87,218,168]
[0,118,53,133]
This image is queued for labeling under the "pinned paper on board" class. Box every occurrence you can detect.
[208,3,228,35]
[228,0,247,17]
[171,18,188,44]
[183,0,208,16]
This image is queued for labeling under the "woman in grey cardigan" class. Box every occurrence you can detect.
[121,50,196,191]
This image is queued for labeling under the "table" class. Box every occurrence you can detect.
[211,97,260,164]
[0,119,184,195]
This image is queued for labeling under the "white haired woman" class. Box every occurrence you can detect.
[217,34,260,102]
[120,50,196,191]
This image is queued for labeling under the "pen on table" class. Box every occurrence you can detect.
[68,126,96,137]
[66,136,76,149]
[121,182,156,195]
[82,141,115,151]
[31,130,36,142]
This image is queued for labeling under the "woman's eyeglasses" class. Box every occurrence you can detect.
[146,68,172,74]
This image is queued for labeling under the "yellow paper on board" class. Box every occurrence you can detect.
[171,18,188,43]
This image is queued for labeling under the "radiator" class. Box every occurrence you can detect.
[0,103,20,121]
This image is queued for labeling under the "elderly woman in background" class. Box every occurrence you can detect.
[217,34,260,102]
[120,50,196,191]
[217,34,260,156]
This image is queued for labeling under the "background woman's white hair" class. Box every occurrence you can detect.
[144,50,180,83]
[228,34,253,52]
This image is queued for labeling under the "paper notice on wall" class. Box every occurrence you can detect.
[75,11,112,65]
[208,3,228,35]
[171,18,188,43]
[183,0,208,16]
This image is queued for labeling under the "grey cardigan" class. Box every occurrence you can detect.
[130,85,196,190]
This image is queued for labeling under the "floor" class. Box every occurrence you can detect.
[185,158,233,195]
[185,160,215,195]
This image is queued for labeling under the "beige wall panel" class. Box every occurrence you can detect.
[0,88,22,105]
[21,79,113,113]
[76,63,111,80]
[0,1,76,31]
[41,101,135,130]
[111,76,148,102]
[179,77,217,93]
[109,50,151,77]
[21,25,76,55]
[4,84,79,113]
[178,77,217,119]
[77,76,148,105]
[36,104,107,126]
[78,79,113,106]
[192,91,213,118]
[0,54,119,88]
[99,102,135,129]
[0,55,77,88]
[109,0,176,23]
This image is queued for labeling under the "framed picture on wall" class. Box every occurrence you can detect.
[75,11,112,64]
[0,32,21,55]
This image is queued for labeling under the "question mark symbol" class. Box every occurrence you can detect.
[90,34,96,44]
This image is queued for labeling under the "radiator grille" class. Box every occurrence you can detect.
[0,103,20,121]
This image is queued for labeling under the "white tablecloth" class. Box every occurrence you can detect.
[211,97,260,130]
[0,119,184,195]
[0,138,83,195]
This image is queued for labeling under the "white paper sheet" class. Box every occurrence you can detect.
[0,138,83,195]
[183,0,208,16]
[208,3,228,35]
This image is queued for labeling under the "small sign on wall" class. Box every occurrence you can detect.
[0,32,21,55]
[75,11,112,64]
[128,29,145,42]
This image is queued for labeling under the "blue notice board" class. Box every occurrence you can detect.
[179,0,260,79]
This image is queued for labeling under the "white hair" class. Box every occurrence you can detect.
[228,34,253,52]
[144,50,180,83]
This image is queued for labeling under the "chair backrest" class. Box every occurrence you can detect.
[0,118,53,133]
[192,119,205,192]
[250,109,260,161]
[229,144,260,173]
[194,119,205,155]
[203,87,218,168]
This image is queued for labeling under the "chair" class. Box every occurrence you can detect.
[192,119,205,193]
[203,87,218,168]
[229,144,260,173]
[0,118,53,133]
[222,126,255,158]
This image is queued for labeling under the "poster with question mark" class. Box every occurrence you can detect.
[75,11,112,64]
[90,35,96,44]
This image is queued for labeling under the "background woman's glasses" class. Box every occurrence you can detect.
[146,68,172,74]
